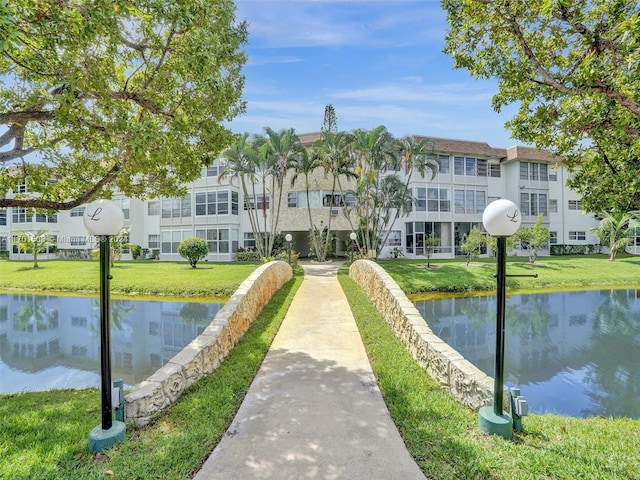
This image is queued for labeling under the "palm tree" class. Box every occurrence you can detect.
[16,228,54,268]
[220,133,267,257]
[591,211,639,261]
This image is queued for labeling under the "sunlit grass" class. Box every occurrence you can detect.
[0,268,303,480]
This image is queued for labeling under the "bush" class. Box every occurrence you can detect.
[236,250,261,261]
[177,238,209,268]
[129,244,142,259]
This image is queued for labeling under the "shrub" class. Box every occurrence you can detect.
[129,244,142,259]
[236,250,261,261]
[177,238,209,268]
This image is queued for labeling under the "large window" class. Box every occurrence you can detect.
[35,212,57,223]
[70,206,85,217]
[148,234,159,249]
[288,192,298,208]
[520,193,548,216]
[454,190,486,214]
[385,230,402,246]
[454,156,488,177]
[161,230,190,253]
[0,209,6,226]
[243,232,256,250]
[489,163,501,177]
[438,154,450,174]
[196,228,229,254]
[520,162,549,181]
[162,196,191,219]
[12,207,32,223]
[196,191,229,215]
[417,187,450,212]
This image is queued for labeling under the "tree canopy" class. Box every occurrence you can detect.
[0,0,247,210]
[442,0,640,212]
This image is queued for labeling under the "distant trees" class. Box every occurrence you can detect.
[15,229,54,268]
[591,212,640,261]
[514,214,551,264]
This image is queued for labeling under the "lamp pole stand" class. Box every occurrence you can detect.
[478,235,512,439]
[88,235,126,453]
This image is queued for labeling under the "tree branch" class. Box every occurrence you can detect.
[0,162,121,210]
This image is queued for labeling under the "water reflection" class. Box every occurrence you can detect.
[415,289,640,419]
[0,293,223,393]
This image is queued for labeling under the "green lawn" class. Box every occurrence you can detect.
[378,254,640,295]
[0,259,259,297]
[338,264,640,480]
[1,255,639,479]
[0,266,303,480]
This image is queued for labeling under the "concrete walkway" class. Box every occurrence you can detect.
[194,261,426,480]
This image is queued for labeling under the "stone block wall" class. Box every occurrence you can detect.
[349,259,494,410]
[125,260,293,426]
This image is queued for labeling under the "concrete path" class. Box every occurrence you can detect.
[194,261,426,480]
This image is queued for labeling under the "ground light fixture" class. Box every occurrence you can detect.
[285,233,292,264]
[478,198,521,440]
[83,199,126,452]
[349,232,357,262]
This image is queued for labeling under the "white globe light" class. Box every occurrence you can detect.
[285,234,292,242]
[482,199,521,237]
[83,199,125,236]
[350,232,357,241]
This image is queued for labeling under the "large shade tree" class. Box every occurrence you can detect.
[0,0,247,210]
[442,0,640,212]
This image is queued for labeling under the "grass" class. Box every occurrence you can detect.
[378,254,640,295]
[0,267,303,480]
[0,259,259,297]
[338,264,640,480]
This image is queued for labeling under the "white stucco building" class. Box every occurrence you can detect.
[2,133,638,261]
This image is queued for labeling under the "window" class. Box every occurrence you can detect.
[345,192,356,206]
[113,198,130,220]
[427,188,450,212]
[454,190,486,214]
[489,164,501,177]
[568,199,582,210]
[70,236,86,246]
[415,187,426,211]
[549,231,558,244]
[323,194,346,207]
[12,207,32,223]
[386,230,402,246]
[549,199,558,213]
[161,230,190,253]
[16,182,29,193]
[148,234,159,249]
[520,193,548,216]
[520,162,549,181]
[196,228,230,254]
[70,206,85,217]
[288,192,298,208]
[206,164,221,177]
[148,201,159,216]
[161,196,191,218]
[243,232,256,250]
[437,155,450,174]
[35,212,57,223]
[454,157,487,176]
[0,209,6,226]
[231,191,239,215]
[244,194,270,210]
[569,231,586,241]
[549,170,557,181]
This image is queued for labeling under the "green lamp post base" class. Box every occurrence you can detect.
[88,421,126,453]
[478,406,512,440]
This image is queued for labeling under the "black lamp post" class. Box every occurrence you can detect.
[84,199,126,452]
[478,198,521,440]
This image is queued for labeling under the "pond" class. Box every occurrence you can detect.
[0,293,223,394]
[414,288,640,419]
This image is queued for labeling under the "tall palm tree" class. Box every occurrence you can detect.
[262,127,305,256]
[591,211,640,261]
[398,136,439,184]
[219,133,267,258]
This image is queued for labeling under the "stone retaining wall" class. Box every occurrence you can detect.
[349,259,494,410]
[125,260,293,426]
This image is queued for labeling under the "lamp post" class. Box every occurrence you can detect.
[349,232,357,263]
[83,199,126,452]
[285,233,292,264]
[478,198,521,440]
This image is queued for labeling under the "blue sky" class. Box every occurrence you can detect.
[229,0,519,148]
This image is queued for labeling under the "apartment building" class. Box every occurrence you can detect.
[3,133,636,261]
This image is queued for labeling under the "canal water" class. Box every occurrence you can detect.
[415,288,640,419]
[0,293,223,393]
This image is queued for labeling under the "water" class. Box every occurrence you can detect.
[414,289,640,419]
[0,293,223,393]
